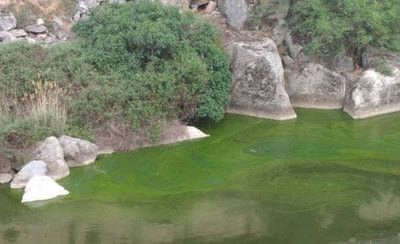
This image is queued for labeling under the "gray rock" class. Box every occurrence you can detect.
[334,54,354,72]
[285,32,305,61]
[0,173,12,184]
[9,29,27,38]
[364,47,400,75]
[59,135,98,167]
[0,31,15,43]
[282,55,295,67]
[228,39,297,120]
[33,136,69,180]
[0,12,16,31]
[344,69,400,119]
[218,0,248,30]
[287,63,347,109]
[10,160,47,189]
[52,17,68,40]
[25,24,48,34]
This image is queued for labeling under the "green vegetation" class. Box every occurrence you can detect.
[0,1,230,148]
[290,0,400,57]
[251,0,400,59]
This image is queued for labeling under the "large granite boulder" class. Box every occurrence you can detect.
[59,135,98,167]
[228,39,296,120]
[287,63,347,109]
[33,136,69,180]
[0,12,16,31]
[10,160,47,189]
[344,69,400,119]
[218,0,248,30]
[21,176,69,203]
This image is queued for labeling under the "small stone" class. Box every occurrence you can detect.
[25,24,47,34]
[9,29,27,38]
[36,18,44,26]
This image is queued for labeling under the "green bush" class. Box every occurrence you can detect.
[289,0,400,58]
[0,0,231,146]
[0,42,96,146]
[72,0,231,135]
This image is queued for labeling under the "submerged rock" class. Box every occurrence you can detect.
[59,135,98,167]
[10,160,47,189]
[228,39,296,120]
[21,176,69,203]
[33,136,69,180]
[287,63,347,109]
[344,69,400,119]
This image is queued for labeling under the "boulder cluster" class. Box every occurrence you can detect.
[0,10,68,45]
[1,125,209,203]
[6,136,98,203]
[213,0,400,120]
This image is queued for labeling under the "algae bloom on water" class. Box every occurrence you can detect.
[2,109,400,243]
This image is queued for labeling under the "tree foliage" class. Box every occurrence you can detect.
[0,0,231,145]
[72,0,230,134]
[289,0,400,57]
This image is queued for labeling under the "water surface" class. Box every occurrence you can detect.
[2,109,400,243]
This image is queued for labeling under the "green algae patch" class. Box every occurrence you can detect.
[2,109,400,243]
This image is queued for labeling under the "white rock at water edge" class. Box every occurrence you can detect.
[185,126,209,140]
[21,176,69,203]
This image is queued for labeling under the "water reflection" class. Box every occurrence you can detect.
[0,197,267,244]
[358,192,400,222]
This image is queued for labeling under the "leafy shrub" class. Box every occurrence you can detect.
[72,0,231,135]
[0,0,231,146]
[289,0,400,58]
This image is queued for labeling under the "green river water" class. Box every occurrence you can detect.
[1,109,400,244]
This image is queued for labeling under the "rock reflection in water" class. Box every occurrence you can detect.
[0,197,267,244]
[358,192,400,222]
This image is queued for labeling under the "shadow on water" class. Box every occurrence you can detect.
[2,109,400,243]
